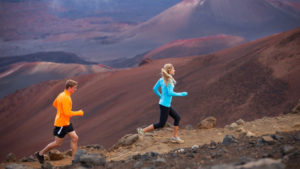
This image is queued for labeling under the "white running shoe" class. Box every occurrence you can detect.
[137,128,145,136]
[171,137,184,143]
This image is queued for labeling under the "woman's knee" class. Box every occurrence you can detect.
[174,115,181,126]
[154,122,165,129]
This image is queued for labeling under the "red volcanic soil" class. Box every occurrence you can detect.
[0,27,299,161]
[143,34,246,60]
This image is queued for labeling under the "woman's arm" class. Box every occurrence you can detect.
[153,79,161,97]
[167,83,188,96]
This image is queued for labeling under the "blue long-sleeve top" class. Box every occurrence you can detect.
[153,78,187,107]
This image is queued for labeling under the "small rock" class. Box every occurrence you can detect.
[64,150,72,157]
[211,151,222,158]
[257,138,264,146]
[198,116,216,129]
[185,124,194,130]
[132,154,142,160]
[19,155,35,162]
[246,131,255,137]
[174,148,185,153]
[236,119,245,125]
[238,158,285,169]
[281,145,295,155]
[6,153,16,162]
[154,158,166,165]
[185,152,195,158]
[150,152,159,157]
[141,153,152,161]
[192,145,199,150]
[291,101,300,114]
[261,135,276,145]
[165,122,173,128]
[222,135,237,145]
[134,161,144,168]
[42,162,53,169]
[294,133,300,141]
[229,122,238,130]
[271,134,283,141]
[293,123,300,128]
[49,149,64,161]
[235,156,250,165]
[5,163,32,169]
[236,127,246,133]
[86,144,105,150]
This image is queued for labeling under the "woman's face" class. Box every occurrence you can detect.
[169,67,175,75]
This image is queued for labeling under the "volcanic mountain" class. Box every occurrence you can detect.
[90,0,300,62]
[0,27,299,161]
[0,51,111,98]
[1,0,300,63]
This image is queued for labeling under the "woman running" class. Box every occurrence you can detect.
[137,63,188,143]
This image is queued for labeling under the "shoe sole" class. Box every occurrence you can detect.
[171,140,184,144]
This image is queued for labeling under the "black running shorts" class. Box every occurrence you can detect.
[53,123,74,138]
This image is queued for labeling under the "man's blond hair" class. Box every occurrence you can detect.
[65,79,78,89]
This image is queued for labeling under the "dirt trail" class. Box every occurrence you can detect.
[108,112,300,161]
[1,112,300,169]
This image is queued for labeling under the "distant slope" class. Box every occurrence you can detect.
[0,51,111,98]
[102,34,246,68]
[142,34,246,60]
[0,27,299,161]
[0,51,97,72]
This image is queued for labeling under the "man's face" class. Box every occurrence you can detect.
[69,85,77,95]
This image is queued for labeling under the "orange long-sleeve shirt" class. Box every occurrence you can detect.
[53,90,84,127]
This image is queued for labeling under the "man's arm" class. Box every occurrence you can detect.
[62,97,84,117]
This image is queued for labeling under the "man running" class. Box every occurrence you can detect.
[35,79,84,164]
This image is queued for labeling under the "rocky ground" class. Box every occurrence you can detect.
[2,103,300,169]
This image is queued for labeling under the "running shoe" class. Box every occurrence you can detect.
[35,152,44,164]
[171,137,184,143]
[137,128,145,136]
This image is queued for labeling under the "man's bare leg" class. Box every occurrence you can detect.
[68,131,79,160]
[40,136,64,155]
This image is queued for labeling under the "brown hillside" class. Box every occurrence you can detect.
[0,27,299,161]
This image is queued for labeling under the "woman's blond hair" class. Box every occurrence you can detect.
[161,63,176,86]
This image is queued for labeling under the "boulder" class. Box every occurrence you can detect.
[236,119,245,125]
[291,100,300,114]
[229,122,238,130]
[80,154,106,167]
[198,117,216,129]
[222,135,237,145]
[49,149,64,161]
[73,149,88,164]
[6,153,16,162]
[113,134,138,149]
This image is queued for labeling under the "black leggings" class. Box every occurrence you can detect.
[153,105,181,129]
